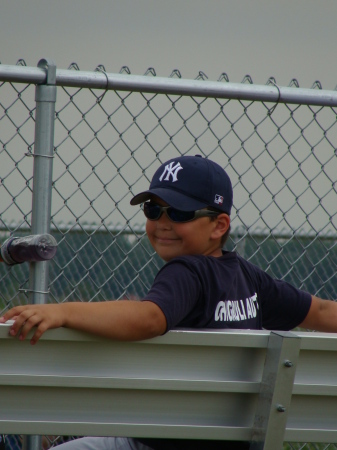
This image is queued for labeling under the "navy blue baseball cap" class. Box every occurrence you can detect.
[130,155,233,215]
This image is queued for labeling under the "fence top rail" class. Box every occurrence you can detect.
[1,63,337,107]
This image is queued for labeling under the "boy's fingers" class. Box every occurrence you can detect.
[8,309,38,338]
[3,304,64,344]
[30,323,48,345]
[2,306,31,323]
[17,314,41,341]
[0,312,11,322]
[0,304,58,345]
[9,316,27,336]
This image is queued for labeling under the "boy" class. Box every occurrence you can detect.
[1,155,337,450]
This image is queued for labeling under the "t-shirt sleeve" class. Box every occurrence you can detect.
[142,260,202,331]
[254,266,312,330]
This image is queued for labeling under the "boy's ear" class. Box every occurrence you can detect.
[211,214,230,240]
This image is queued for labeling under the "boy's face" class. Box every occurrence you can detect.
[145,197,229,262]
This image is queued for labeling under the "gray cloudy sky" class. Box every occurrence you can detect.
[1,0,337,89]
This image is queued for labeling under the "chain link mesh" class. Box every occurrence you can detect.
[1,62,337,449]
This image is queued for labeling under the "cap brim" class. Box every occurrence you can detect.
[130,188,208,211]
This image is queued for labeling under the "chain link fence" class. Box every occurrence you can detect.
[0,60,337,449]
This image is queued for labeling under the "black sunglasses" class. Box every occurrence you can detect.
[143,201,219,223]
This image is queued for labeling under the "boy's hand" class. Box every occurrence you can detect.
[0,304,66,345]
[0,300,167,344]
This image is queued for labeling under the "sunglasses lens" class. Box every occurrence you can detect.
[143,202,199,223]
[168,208,195,222]
[144,202,161,220]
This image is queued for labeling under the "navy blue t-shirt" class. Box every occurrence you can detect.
[144,251,311,332]
[137,252,311,450]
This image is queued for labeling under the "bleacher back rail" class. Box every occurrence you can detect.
[1,325,337,449]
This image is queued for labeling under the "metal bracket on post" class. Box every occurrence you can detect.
[38,58,56,85]
[249,331,301,450]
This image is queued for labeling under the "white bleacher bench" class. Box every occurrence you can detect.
[1,324,337,450]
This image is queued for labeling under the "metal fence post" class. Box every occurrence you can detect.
[28,58,56,305]
[23,58,57,450]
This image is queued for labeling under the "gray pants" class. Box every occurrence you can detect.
[56,437,153,450]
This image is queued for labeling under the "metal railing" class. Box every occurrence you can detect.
[0,59,337,449]
[1,325,337,450]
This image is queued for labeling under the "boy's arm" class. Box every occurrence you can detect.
[0,300,167,345]
[299,296,337,332]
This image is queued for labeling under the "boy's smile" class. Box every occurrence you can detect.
[146,198,229,261]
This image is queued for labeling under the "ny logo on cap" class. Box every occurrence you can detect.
[159,162,183,182]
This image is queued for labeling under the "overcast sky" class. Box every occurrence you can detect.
[1,0,337,90]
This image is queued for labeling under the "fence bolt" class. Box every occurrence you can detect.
[276,404,286,413]
[284,360,293,367]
